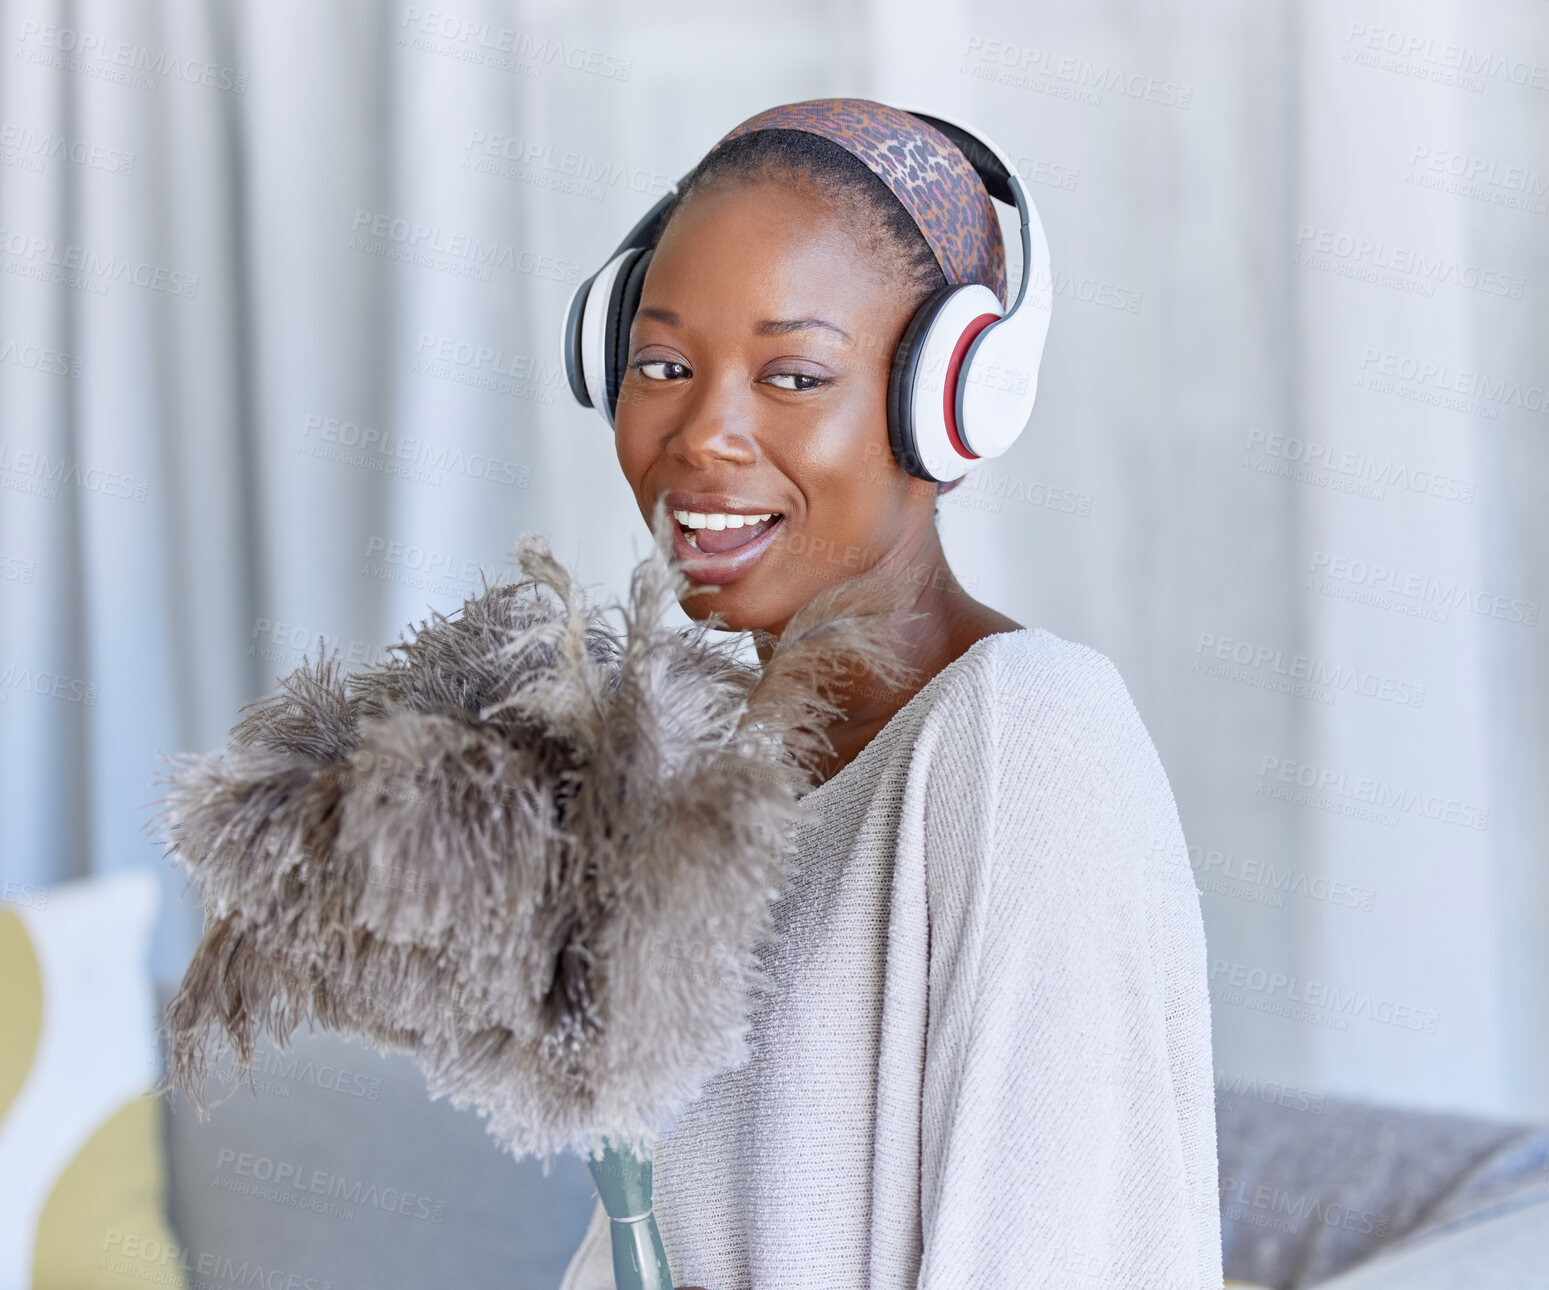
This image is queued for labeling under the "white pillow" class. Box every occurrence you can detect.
[0,867,181,1288]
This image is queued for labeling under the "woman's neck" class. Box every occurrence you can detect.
[760,533,1023,784]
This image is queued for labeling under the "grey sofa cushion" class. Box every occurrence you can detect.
[1216,1086,1549,1290]
[156,986,597,1287]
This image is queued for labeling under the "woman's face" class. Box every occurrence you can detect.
[614,176,940,635]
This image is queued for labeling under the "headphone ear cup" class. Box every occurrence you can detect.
[888,285,960,482]
[563,272,597,408]
[604,246,653,425]
[889,283,1004,482]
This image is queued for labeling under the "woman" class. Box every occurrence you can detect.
[562,99,1223,1290]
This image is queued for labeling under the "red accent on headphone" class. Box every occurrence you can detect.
[942,313,999,460]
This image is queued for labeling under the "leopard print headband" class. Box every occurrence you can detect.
[714,97,1008,307]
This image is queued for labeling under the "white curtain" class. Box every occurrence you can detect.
[3,0,1545,1122]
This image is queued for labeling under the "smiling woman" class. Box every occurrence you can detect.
[561,99,1222,1290]
[613,122,1024,784]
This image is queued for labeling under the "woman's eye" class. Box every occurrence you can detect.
[631,359,690,381]
[764,372,827,391]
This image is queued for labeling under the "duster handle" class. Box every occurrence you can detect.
[586,1136,674,1290]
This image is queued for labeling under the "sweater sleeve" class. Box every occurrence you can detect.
[916,639,1224,1290]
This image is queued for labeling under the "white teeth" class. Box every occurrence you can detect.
[671,509,779,529]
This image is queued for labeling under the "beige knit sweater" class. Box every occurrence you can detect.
[560,627,1224,1290]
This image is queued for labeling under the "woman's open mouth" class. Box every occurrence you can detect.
[670,509,786,585]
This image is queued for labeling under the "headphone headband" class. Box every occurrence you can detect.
[903,111,1015,204]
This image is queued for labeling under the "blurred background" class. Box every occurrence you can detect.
[2,0,1547,1227]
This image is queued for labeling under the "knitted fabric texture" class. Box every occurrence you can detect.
[715,97,1008,306]
[560,627,1224,1288]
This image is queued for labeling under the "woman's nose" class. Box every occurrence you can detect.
[667,370,758,467]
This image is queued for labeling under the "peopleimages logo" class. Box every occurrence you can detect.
[1014,154,1080,191]
[1293,224,1526,298]
[410,332,560,405]
[214,1148,446,1223]
[2,879,48,909]
[1193,632,1427,709]
[1210,958,1441,1034]
[13,20,248,92]
[0,337,85,379]
[362,535,488,587]
[461,130,670,200]
[1410,145,1549,199]
[1341,22,1549,94]
[1242,428,1475,505]
[1355,348,1549,418]
[0,553,36,583]
[100,1230,331,1288]
[0,228,199,298]
[1258,754,1489,832]
[239,1048,384,1101]
[399,7,632,80]
[348,209,582,284]
[249,617,392,670]
[1215,1071,1326,1114]
[1026,264,1144,313]
[1191,844,1377,912]
[0,444,151,503]
[958,35,1193,108]
[1219,1176,1390,1239]
[302,410,535,483]
[0,122,134,174]
[0,663,99,707]
[1308,549,1539,627]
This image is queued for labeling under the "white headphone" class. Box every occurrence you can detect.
[560,105,1052,484]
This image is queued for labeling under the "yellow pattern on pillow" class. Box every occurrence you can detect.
[0,912,43,1122]
[0,870,186,1290]
[33,1097,185,1289]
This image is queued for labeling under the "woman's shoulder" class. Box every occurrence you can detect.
[926,628,1186,900]
[935,625,1141,736]
[926,625,1167,802]
[808,625,1153,805]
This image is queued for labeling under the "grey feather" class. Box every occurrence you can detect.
[153,497,920,1164]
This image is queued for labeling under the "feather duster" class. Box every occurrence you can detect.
[151,498,921,1283]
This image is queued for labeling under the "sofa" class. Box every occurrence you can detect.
[155,986,1549,1289]
[17,869,1542,1288]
